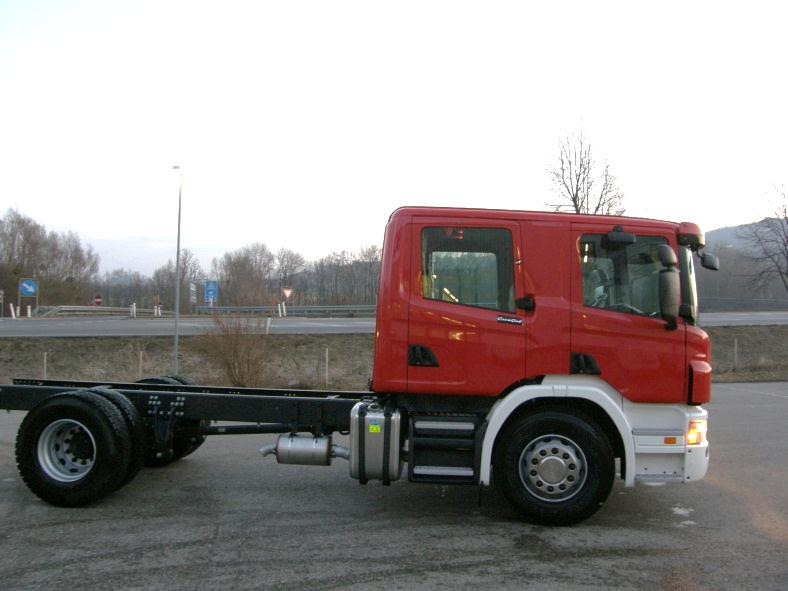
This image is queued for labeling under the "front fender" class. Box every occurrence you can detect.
[479,375,636,486]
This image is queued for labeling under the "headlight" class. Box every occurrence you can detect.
[687,419,707,445]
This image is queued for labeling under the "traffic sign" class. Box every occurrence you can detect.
[19,279,38,297]
[204,280,219,304]
[281,287,293,300]
[94,294,103,306]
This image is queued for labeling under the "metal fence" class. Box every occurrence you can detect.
[699,297,788,312]
[39,306,173,318]
[195,304,377,317]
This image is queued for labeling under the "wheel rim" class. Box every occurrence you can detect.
[518,434,587,503]
[37,419,96,482]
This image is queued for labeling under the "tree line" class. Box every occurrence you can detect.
[94,245,382,311]
[1,209,381,311]
[0,210,99,308]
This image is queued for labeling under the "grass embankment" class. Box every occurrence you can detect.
[0,326,784,387]
[0,334,375,391]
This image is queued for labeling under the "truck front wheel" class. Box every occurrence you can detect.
[494,410,614,525]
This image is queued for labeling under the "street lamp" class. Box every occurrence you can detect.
[172,165,183,375]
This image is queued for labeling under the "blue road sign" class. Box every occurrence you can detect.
[20,279,38,297]
[204,280,219,303]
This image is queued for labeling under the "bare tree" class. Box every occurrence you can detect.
[275,248,305,289]
[152,249,204,309]
[738,187,788,294]
[211,243,275,306]
[547,133,625,216]
[354,245,381,304]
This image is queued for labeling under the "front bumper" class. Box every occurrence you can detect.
[628,405,710,485]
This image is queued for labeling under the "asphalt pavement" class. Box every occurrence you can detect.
[0,311,786,338]
[0,382,786,590]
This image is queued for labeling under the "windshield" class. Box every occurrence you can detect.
[679,246,698,324]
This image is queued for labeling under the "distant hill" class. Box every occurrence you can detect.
[706,224,752,250]
[699,218,788,311]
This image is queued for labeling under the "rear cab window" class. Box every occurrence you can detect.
[421,227,515,313]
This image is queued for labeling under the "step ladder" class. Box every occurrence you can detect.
[407,414,484,485]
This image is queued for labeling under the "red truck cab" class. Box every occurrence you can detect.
[373,207,712,404]
[368,207,715,524]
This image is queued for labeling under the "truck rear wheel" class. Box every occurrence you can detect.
[494,410,614,525]
[90,387,146,489]
[15,391,132,507]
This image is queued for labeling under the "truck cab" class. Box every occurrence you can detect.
[370,207,716,523]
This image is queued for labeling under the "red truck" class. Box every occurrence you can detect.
[1,207,719,525]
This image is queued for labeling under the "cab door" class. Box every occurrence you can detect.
[407,217,527,397]
[570,223,686,403]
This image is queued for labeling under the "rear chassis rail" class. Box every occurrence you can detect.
[2,379,367,435]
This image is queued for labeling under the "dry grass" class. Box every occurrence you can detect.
[705,325,788,383]
[0,334,374,390]
[192,315,270,388]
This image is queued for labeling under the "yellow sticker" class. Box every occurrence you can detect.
[369,424,381,434]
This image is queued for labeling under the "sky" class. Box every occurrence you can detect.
[1,1,786,275]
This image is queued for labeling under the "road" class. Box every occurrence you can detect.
[0,382,786,590]
[0,311,786,338]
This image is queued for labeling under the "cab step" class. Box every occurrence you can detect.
[407,415,484,485]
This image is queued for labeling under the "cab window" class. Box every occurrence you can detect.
[422,227,515,313]
[580,234,667,317]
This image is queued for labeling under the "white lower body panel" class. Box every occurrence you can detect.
[627,402,709,485]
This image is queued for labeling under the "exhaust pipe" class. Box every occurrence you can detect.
[260,435,350,466]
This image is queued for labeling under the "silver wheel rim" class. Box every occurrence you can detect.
[37,419,96,482]
[518,434,587,503]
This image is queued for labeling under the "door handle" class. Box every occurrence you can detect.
[408,345,440,367]
[516,296,535,312]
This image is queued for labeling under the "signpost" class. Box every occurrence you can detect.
[18,278,39,317]
[0,289,4,319]
[204,280,219,306]
[19,279,38,298]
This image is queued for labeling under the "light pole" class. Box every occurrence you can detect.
[172,165,183,375]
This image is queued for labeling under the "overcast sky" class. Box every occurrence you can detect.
[1,1,786,274]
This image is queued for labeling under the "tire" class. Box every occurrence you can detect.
[90,387,146,489]
[15,390,132,507]
[494,410,614,526]
[136,376,208,467]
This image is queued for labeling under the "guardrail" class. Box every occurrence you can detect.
[39,306,174,318]
[699,297,788,312]
[195,304,377,317]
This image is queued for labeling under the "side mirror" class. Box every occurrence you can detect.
[658,244,680,330]
[658,244,678,267]
[700,252,720,271]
